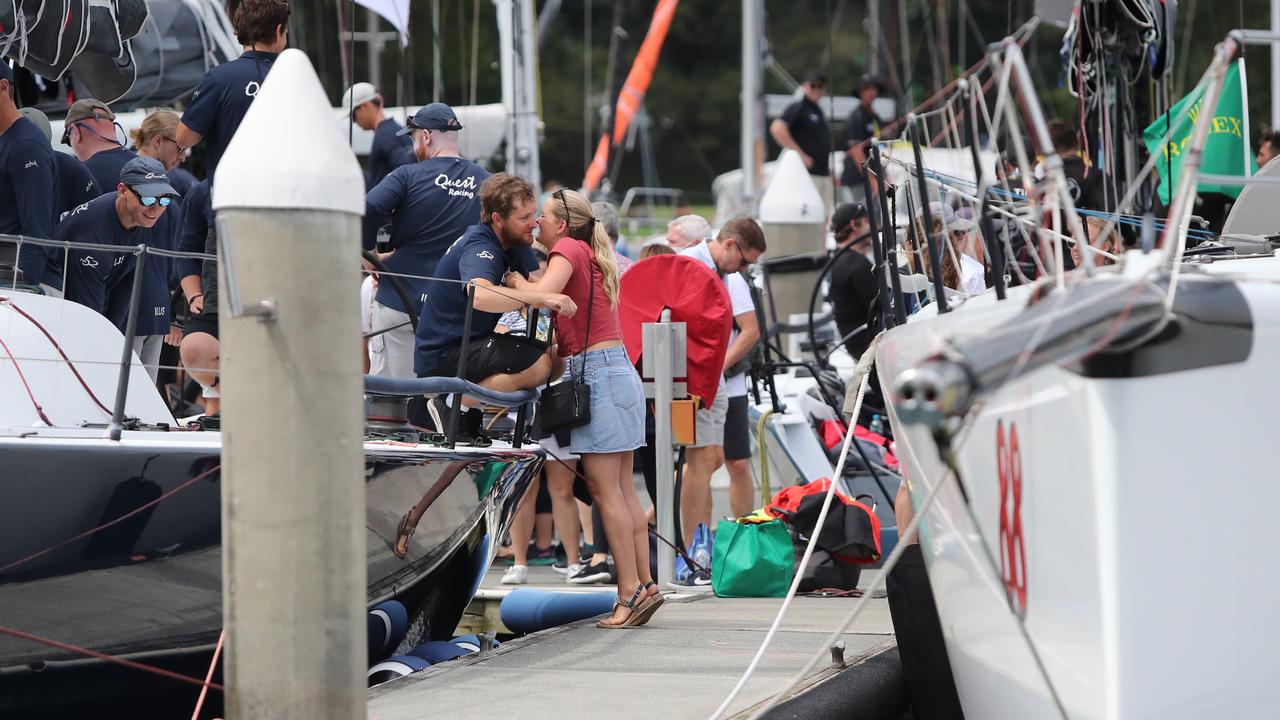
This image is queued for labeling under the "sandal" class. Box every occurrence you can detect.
[596,584,646,629]
[629,581,665,626]
[393,510,415,559]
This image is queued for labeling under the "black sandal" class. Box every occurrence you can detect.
[392,511,415,559]
[630,582,665,626]
[596,584,646,629]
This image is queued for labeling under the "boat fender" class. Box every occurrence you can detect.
[408,641,472,664]
[367,655,431,687]
[367,600,409,664]
[499,588,618,634]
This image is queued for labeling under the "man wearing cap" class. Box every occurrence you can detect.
[19,108,101,226]
[363,102,492,378]
[345,82,414,188]
[63,98,138,193]
[60,157,181,381]
[828,202,877,360]
[841,75,886,203]
[770,69,834,216]
[0,62,56,286]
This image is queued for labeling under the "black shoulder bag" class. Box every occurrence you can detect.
[537,252,595,433]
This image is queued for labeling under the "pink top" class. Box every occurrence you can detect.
[550,239,623,357]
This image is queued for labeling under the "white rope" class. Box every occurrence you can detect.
[708,333,882,720]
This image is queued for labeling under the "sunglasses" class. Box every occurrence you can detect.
[129,187,173,208]
[555,189,572,224]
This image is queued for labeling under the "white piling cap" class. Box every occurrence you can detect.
[758,150,825,225]
[214,49,365,216]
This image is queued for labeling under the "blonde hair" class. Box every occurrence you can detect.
[550,190,621,307]
[130,109,180,152]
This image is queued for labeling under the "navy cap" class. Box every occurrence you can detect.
[831,202,868,231]
[120,156,180,198]
[397,102,463,135]
[0,61,13,86]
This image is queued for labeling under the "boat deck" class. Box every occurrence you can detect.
[371,564,901,719]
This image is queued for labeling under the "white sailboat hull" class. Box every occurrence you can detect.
[877,261,1280,718]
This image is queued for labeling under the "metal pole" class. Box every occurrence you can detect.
[212,49,367,720]
[741,0,761,212]
[909,118,949,313]
[860,159,892,330]
[869,144,907,326]
[651,310,676,588]
[962,80,1007,299]
[367,8,382,91]
[107,245,147,441]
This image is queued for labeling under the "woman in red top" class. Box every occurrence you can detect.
[506,189,659,627]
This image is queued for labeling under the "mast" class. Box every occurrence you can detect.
[496,0,542,189]
[741,0,763,214]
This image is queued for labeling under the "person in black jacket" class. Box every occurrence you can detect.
[828,202,877,360]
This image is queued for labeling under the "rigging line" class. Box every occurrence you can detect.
[0,625,225,694]
[710,336,881,720]
[0,334,52,426]
[190,630,225,720]
[0,464,222,576]
[0,298,112,416]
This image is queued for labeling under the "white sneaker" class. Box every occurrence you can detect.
[563,564,582,582]
[501,564,529,585]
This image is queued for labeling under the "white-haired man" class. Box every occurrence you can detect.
[667,213,711,251]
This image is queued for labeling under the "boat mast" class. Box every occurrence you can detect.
[496,0,542,189]
[741,0,764,214]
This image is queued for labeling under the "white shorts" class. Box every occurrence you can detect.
[692,389,729,448]
[538,432,580,462]
[368,301,416,379]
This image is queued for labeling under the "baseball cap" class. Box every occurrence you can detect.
[18,107,52,143]
[0,61,13,86]
[61,98,115,144]
[831,202,869,231]
[929,201,975,232]
[398,102,463,135]
[803,69,828,86]
[119,156,179,198]
[342,82,379,116]
[853,74,885,95]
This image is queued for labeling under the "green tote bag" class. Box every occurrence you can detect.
[711,519,795,598]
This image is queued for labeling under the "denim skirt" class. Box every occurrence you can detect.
[567,346,646,454]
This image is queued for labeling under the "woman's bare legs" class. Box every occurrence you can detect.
[616,451,655,598]
[583,452,641,624]
[543,459,581,563]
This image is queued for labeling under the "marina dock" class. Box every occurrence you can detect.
[371,565,905,720]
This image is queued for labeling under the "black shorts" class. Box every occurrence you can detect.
[724,394,751,461]
[183,311,219,340]
[430,332,547,383]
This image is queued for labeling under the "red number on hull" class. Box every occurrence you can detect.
[997,421,1027,616]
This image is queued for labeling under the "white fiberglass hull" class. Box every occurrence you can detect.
[876,260,1280,719]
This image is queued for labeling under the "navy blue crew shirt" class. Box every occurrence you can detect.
[0,116,56,284]
[82,146,138,195]
[363,156,491,313]
[54,153,101,222]
[367,117,414,188]
[59,194,178,336]
[174,180,213,282]
[168,166,198,197]
[414,222,533,376]
[181,50,277,180]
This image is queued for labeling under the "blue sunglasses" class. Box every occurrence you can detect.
[129,187,173,208]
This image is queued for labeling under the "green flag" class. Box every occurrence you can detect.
[1142,62,1256,205]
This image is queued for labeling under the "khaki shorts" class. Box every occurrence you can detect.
[368,301,416,379]
[692,389,729,448]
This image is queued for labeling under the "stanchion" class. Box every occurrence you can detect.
[642,310,687,587]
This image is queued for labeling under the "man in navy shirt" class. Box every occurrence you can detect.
[416,174,574,387]
[174,180,222,412]
[173,0,287,412]
[770,69,834,217]
[17,107,102,294]
[344,81,413,188]
[63,98,138,193]
[61,157,181,382]
[364,102,493,378]
[174,0,288,181]
[0,63,56,288]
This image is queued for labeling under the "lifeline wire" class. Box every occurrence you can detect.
[708,333,881,720]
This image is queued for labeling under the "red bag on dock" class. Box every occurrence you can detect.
[766,479,882,565]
